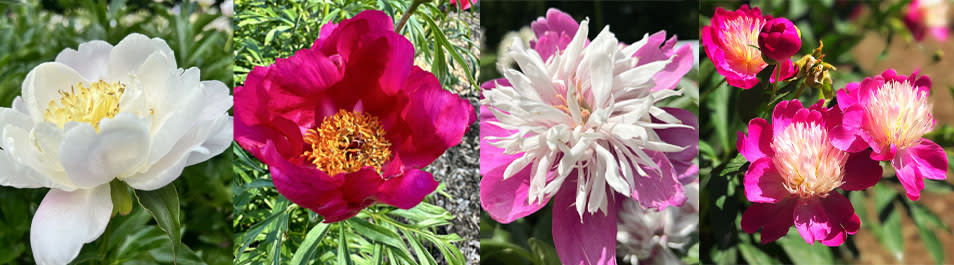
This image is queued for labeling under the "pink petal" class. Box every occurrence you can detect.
[655,107,699,182]
[376,169,439,209]
[741,199,796,244]
[829,105,868,152]
[392,67,476,170]
[479,106,548,223]
[743,158,788,203]
[818,192,859,246]
[551,181,617,265]
[632,152,687,210]
[771,99,804,135]
[907,139,948,180]
[793,198,831,245]
[737,118,774,162]
[840,149,883,191]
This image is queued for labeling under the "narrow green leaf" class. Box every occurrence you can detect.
[134,184,182,263]
[337,223,354,265]
[291,222,331,265]
[738,242,778,265]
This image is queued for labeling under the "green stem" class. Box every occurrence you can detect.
[395,0,426,33]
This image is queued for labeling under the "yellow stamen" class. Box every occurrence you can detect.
[44,80,125,131]
[303,109,392,176]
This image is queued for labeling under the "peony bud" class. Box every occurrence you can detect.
[758,18,801,63]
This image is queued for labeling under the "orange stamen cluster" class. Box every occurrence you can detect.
[303,109,392,176]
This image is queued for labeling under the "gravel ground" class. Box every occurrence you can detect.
[423,10,482,265]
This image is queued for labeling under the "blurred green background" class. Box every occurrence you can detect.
[0,0,233,264]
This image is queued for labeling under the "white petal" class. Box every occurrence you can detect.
[595,143,629,195]
[54,40,113,81]
[0,150,54,189]
[60,113,150,188]
[31,185,112,265]
[22,63,89,123]
[125,115,231,191]
[586,26,617,108]
[107,33,175,80]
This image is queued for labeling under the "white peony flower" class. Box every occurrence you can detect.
[0,33,232,265]
[482,18,690,218]
[617,182,699,265]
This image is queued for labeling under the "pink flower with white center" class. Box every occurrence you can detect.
[738,99,882,246]
[836,69,948,200]
[903,0,949,42]
[480,10,698,265]
[701,5,796,89]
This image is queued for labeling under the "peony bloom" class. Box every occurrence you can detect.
[738,99,882,246]
[450,0,476,10]
[835,69,947,200]
[617,182,699,265]
[0,33,232,265]
[702,5,796,89]
[235,10,475,223]
[480,9,698,264]
[758,17,801,62]
[903,0,949,42]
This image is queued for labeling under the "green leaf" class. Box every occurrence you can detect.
[134,184,182,263]
[777,228,834,265]
[719,153,748,177]
[291,222,331,265]
[738,242,778,265]
[878,204,904,261]
[527,238,561,265]
[337,223,354,265]
[915,224,944,265]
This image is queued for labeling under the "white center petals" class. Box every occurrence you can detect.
[481,18,692,218]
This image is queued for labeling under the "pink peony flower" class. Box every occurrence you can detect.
[702,5,796,89]
[450,0,476,10]
[235,10,475,222]
[738,99,882,246]
[758,17,801,62]
[903,0,949,42]
[835,69,947,200]
[481,9,697,264]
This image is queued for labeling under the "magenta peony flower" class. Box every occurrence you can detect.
[835,69,947,200]
[758,17,801,62]
[903,0,949,42]
[738,99,882,246]
[235,10,475,222]
[450,0,476,10]
[481,8,697,264]
[702,5,796,89]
